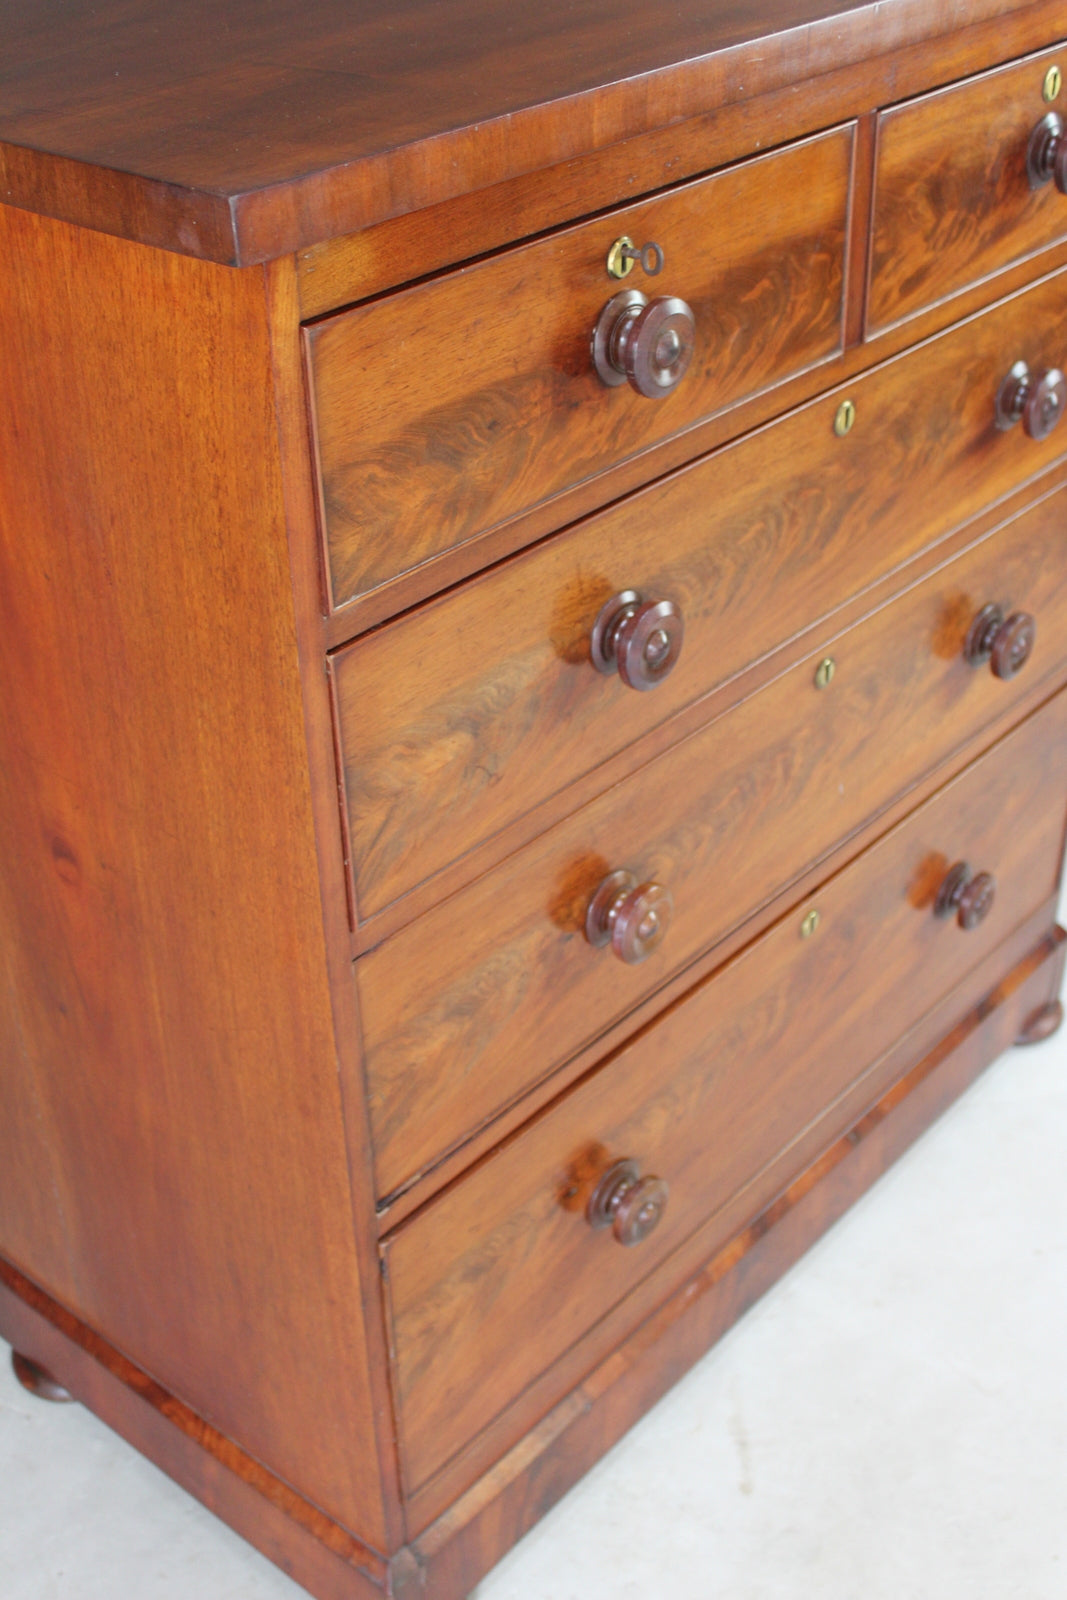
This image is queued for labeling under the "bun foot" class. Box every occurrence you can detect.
[1015,998,1065,1046]
[11,1350,73,1403]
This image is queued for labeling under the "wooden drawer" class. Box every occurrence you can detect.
[335,269,1067,923]
[359,481,1067,1201]
[306,126,851,611]
[384,688,1067,1495]
[869,42,1067,334]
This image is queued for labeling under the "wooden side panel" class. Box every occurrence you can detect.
[0,1259,391,1600]
[0,208,388,1544]
[307,127,851,609]
[869,41,1067,334]
[384,690,1067,1495]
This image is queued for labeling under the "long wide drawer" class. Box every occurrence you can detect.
[384,688,1067,1495]
[334,268,1067,922]
[307,125,851,610]
[359,481,1067,1200]
[869,42,1067,334]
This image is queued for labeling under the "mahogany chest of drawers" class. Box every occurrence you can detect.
[2,3,1067,1596]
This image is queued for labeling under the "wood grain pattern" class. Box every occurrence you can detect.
[0,0,1054,263]
[319,243,1067,650]
[335,267,1067,925]
[359,485,1067,1202]
[384,689,1067,1495]
[869,42,1067,334]
[297,2,1067,320]
[307,128,850,609]
[0,1259,391,1600]
[403,919,1066,1575]
[262,254,411,1549]
[4,13,1067,1600]
[5,914,1062,1597]
[0,207,389,1544]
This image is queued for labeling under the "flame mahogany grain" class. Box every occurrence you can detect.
[3,8,1067,1600]
[356,486,1067,1201]
[307,128,851,609]
[870,43,1067,334]
[334,269,1067,925]
[383,692,1067,1495]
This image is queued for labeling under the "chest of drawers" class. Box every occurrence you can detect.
[2,3,1067,1596]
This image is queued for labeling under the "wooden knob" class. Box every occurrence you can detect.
[963,603,1036,679]
[585,869,673,964]
[586,1158,668,1246]
[1026,110,1067,192]
[592,288,696,398]
[934,862,996,930]
[590,590,684,689]
[995,360,1067,440]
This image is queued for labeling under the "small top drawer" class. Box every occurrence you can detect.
[306,127,851,610]
[869,42,1067,334]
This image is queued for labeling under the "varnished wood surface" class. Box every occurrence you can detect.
[869,42,1067,334]
[2,13,1066,1600]
[383,690,1067,1495]
[359,487,1067,1202]
[0,208,389,1544]
[263,255,410,1548]
[404,920,1066,1577]
[336,268,1067,928]
[0,1258,390,1600]
[376,629,1067,1237]
[4,915,1062,1598]
[0,0,1054,263]
[297,3,1067,321]
[320,239,1067,650]
[307,128,850,610]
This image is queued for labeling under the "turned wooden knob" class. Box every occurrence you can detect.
[963,603,1036,679]
[585,869,673,964]
[590,590,684,689]
[586,1158,668,1246]
[995,360,1067,440]
[592,288,695,398]
[934,861,996,930]
[1026,110,1067,192]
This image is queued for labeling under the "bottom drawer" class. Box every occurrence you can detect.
[384,691,1067,1495]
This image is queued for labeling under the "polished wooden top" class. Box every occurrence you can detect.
[0,0,1049,262]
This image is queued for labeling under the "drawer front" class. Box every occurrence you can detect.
[360,482,1067,1201]
[384,689,1067,1494]
[336,269,1067,921]
[307,127,851,610]
[869,42,1067,334]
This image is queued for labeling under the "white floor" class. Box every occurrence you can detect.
[2,1013,1065,1600]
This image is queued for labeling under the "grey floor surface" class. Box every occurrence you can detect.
[2,1006,1065,1600]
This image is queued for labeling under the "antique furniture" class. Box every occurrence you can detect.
[3,3,1067,1596]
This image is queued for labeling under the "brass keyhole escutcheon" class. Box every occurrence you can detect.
[800,909,821,939]
[814,656,836,689]
[1044,64,1062,103]
[833,399,856,437]
[606,236,665,280]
